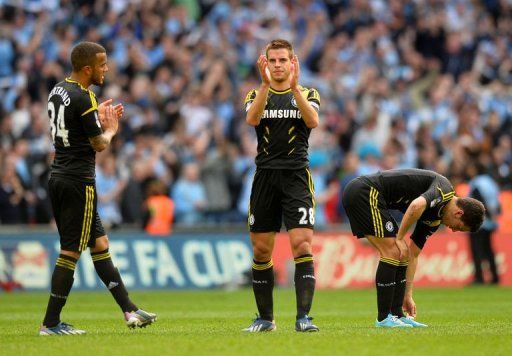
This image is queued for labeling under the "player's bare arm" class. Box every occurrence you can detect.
[89,105,118,152]
[395,196,427,259]
[289,56,318,129]
[246,55,270,126]
[403,241,421,317]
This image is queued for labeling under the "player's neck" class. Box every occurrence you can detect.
[68,73,91,89]
[270,79,291,92]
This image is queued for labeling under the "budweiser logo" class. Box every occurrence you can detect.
[310,234,507,288]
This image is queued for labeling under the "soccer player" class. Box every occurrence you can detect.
[39,42,156,336]
[342,168,485,328]
[242,39,320,332]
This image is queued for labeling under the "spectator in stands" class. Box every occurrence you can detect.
[467,159,501,284]
[172,162,207,226]
[143,179,174,236]
[0,0,510,228]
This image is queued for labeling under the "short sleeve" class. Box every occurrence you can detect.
[421,176,455,210]
[79,90,103,138]
[244,89,257,112]
[307,88,320,112]
[410,220,441,249]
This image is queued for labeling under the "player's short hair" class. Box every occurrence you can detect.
[265,39,294,59]
[70,42,106,72]
[456,197,485,232]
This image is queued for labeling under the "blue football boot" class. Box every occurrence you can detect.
[375,314,413,328]
[399,316,428,328]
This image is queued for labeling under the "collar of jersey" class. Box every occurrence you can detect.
[269,87,291,94]
[65,77,89,91]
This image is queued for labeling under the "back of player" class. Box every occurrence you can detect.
[47,79,104,252]
[48,78,102,181]
[40,42,156,336]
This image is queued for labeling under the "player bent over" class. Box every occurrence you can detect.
[39,42,156,335]
[342,169,484,328]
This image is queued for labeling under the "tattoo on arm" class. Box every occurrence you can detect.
[89,133,111,152]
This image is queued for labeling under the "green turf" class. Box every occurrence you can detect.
[1,287,511,355]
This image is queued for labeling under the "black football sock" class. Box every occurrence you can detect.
[43,254,77,327]
[391,262,408,318]
[294,254,316,319]
[376,258,399,322]
[251,259,274,321]
[91,249,138,313]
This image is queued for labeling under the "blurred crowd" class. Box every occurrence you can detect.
[0,0,511,229]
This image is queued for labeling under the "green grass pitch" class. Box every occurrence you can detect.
[1,287,511,355]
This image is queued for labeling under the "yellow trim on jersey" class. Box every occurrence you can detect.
[370,187,384,237]
[252,260,273,270]
[437,186,455,202]
[305,168,315,208]
[269,87,291,94]
[244,89,257,104]
[380,257,400,266]
[398,261,409,266]
[288,126,295,134]
[265,126,270,134]
[288,148,295,155]
[294,256,314,264]
[80,186,94,251]
[65,77,88,91]
[288,135,296,144]
[81,90,99,117]
[307,88,321,104]
[92,252,111,262]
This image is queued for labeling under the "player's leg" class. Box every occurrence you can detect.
[243,231,277,331]
[90,209,156,328]
[342,179,409,327]
[283,168,318,331]
[288,228,318,332]
[367,237,410,326]
[40,178,90,335]
[243,169,280,332]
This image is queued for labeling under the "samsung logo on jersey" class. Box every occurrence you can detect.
[261,110,302,119]
[48,86,71,106]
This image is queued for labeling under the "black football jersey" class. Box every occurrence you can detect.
[362,169,455,248]
[244,86,320,169]
[47,78,102,180]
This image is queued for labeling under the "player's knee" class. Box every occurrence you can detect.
[292,240,312,257]
[253,244,273,261]
[381,245,400,260]
[61,250,81,260]
[91,235,109,252]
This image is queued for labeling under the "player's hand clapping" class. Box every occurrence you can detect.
[100,104,119,134]
[290,55,300,90]
[257,55,270,86]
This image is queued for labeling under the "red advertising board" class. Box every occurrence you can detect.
[272,231,512,288]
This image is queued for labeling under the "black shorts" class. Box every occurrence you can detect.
[341,177,398,238]
[249,168,315,232]
[49,176,106,252]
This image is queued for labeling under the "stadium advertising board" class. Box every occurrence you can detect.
[272,231,512,288]
[0,234,253,290]
[0,231,510,290]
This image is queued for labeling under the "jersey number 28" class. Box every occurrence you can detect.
[48,102,70,147]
